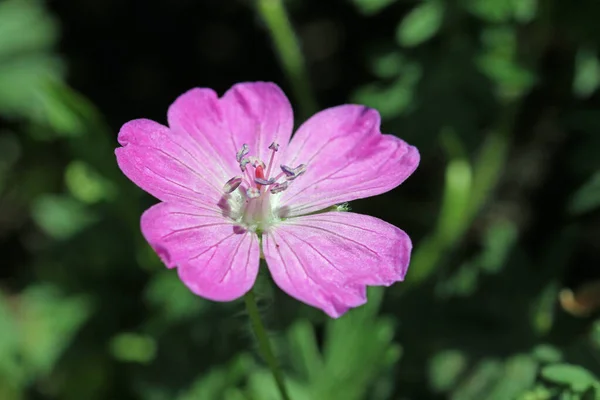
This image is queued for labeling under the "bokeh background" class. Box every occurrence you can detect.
[1,0,600,398]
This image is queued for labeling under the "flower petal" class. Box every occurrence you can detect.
[279,105,419,217]
[262,211,412,318]
[167,82,294,174]
[115,119,224,207]
[142,202,260,301]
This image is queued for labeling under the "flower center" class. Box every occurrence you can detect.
[221,142,306,232]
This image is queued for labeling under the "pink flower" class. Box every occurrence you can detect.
[115,82,419,318]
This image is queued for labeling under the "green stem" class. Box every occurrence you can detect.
[244,288,291,400]
[256,0,318,119]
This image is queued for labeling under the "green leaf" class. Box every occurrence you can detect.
[0,0,57,58]
[30,194,97,240]
[532,345,563,364]
[144,271,206,321]
[179,355,253,400]
[466,0,513,22]
[64,161,116,204]
[351,0,397,15]
[19,285,91,376]
[568,171,600,215]
[0,290,24,385]
[109,333,156,364]
[429,350,468,393]
[396,1,444,47]
[487,355,538,400]
[452,359,504,400]
[287,320,323,382]
[573,48,600,99]
[369,52,406,79]
[316,288,401,400]
[541,364,598,393]
[0,0,63,120]
[352,63,421,119]
[512,0,537,23]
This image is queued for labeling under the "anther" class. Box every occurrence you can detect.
[270,181,289,194]
[280,164,307,180]
[269,142,280,152]
[223,176,243,193]
[254,177,276,186]
[239,158,250,172]
[247,187,261,199]
[236,144,249,163]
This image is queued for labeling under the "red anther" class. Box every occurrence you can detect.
[255,165,265,189]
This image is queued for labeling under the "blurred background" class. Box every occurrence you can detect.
[1,0,600,398]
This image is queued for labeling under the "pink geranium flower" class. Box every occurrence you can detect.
[115,82,419,318]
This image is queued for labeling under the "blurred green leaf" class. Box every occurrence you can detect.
[429,349,468,393]
[0,0,63,120]
[568,171,600,215]
[0,0,57,57]
[0,290,23,384]
[466,0,513,22]
[287,319,323,382]
[479,220,518,274]
[488,355,538,400]
[179,355,253,400]
[531,282,559,335]
[452,359,504,400]
[145,271,206,321]
[369,52,406,79]
[532,345,563,364]
[65,161,116,204]
[541,364,598,393]
[396,1,444,47]
[316,288,401,400]
[31,194,97,240]
[353,61,421,118]
[437,156,472,242]
[573,48,600,99]
[351,0,396,15]
[247,369,310,400]
[19,285,91,377]
[0,56,63,119]
[110,333,156,364]
[512,0,537,23]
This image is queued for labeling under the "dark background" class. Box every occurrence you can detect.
[1,0,599,398]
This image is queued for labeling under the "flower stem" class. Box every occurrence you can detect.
[244,288,291,400]
[256,0,318,119]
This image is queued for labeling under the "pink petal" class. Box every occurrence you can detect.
[167,82,294,174]
[279,105,420,217]
[115,119,225,207]
[142,202,260,301]
[262,211,412,318]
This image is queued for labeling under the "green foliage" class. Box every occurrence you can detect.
[0,0,62,120]
[2,0,600,398]
[396,1,445,47]
[351,0,397,16]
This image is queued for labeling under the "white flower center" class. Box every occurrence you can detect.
[221,142,306,233]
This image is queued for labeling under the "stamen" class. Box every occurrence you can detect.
[255,177,276,186]
[247,187,261,198]
[270,181,289,194]
[268,142,280,151]
[266,142,279,180]
[236,144,249,163]
[223,176,243,193]
[250,157,265,169]
[239,158,250,172]
[280,164,307,180]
